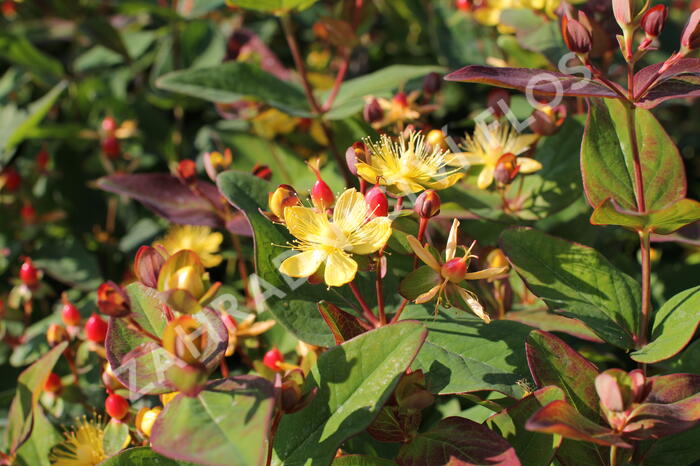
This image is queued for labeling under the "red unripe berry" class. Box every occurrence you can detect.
[393,91,409,108]
[44,372,62,393]
[101,136,121,159]
[365,186,389,217]
[62,302,81,326]
[441,257,467,283]
[20,203,36,222]
[105,393,129,420]
[263,347,284,371]
[19,258,40,287]
[177,159,197,183]
[311,179,335,211]
[102,116,118,133]
[85,313,108,343]
[2,167,21,192]
[455,0,471,11]
[36,149,50,171]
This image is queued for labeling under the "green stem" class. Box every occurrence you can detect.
[610,445,618,466]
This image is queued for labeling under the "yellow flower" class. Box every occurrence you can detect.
[455,120,540,190]
[154,225,223,268]
[251,108,299,139]
[279,188,392,287]
[405,219,507,322]
[50,417,107,465]
[357,131,464,195]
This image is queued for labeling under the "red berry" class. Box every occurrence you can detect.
[36,149,50,171]
[455,0,471,11]
[62,302,81,326]
[311,179,334,211]
[393,92,409,108]
[102,116,118,133]
[44,372,62,393]
[263,347,284,371]
[85,313,108,343]
[101,136,121,159]
[441,257,468,283]
[365,186,389,217]
[105,393,129,420]
[1,167,21,192]
[20,203,36,222]
[19,258,40,287]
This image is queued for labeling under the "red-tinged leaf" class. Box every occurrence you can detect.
[581,98,686,212]
[634,58,700,108]
[651,220,700,246]
[97,173,251,235]
[317,301,366,345]
[445,65,620,98]
[591,198,700,235]
[506,308,604,344]
[526,400,630,448]
[625,392,700,439]
[646,373,700,404]
[397,416,521,466]
[526,330,600,421]
[487,386,566,466]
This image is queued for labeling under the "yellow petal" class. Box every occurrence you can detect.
[356,163,381,185]
[447,152,485,168]
[516,157,543,174]
[477,165,495,190]
[284,206,330,244]
[324,250,358,287]
[445,219,460,262]
[349,216,393,255]
[455,286,491,323]
[415,284,442,304]
[426,173,464,191]
[463,266,509,280]
[279,249,328,278]
[406,235,441,271]
[333,188,367,233]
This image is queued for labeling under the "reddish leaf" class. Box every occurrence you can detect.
[397,417,521,466]
[526,400,630,448]
[317,301,366,345]
[646,373,700,404]
[506,308,604,344]
[445,65,620,98]
[634,58,700,108]
[526,331,600,421]
[625,392,700,439]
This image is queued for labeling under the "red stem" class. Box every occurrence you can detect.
[375,255,386,325]
[390,299,410,324]
[349,281,378,326]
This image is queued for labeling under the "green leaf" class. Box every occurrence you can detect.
[399,266,442,301]
[591,198,700,235]
[156,62,311,116]
[100,447,196,465]
[0,81,66,165]
[526,331,600,421]
[224,0,319,13]
[333,456,397,466]
[581,98,685,212]
[151,376,275,466]
[320,65,444,120]
[631,286,700,364]
[272,322,427,465]
[15,407,61,466]
[317,301,366,345]
[0,33,64,84]
[397,417,521,466]
[33,236,103,290]
[400,305,532,398]
[217,171,343,346]
[500,227,640,349]
[103,419,130,456]
[5,342,68,454]
[487,386,565,466]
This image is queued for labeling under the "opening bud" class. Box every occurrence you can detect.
[493,153,521,185]
[561,14,593,55]
[641,5,667,40]
[345,141,369,176]
[414,190,441,219]
[681,9,700,52]
[97,281,131,317]
[268,184,300,222]
[47,323,69,347]
[134,245,166,288]
[162,315,208,366]
[136,407,162,437]
[203,148,233,182]
[613,0,647,28]
[365,186,389,217]
[363,98,384,125]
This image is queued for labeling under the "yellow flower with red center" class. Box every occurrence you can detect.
[278,188,392,287]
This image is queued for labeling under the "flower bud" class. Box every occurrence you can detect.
[170,266,205,300]
[531,105,567,136]
[681,9,700,51]
[268,184,300,222]
[561,15,592,55]
[487,249,509,271]
[487,88,510,118]
[493,153,520,185]
[19,257,40,288]
[613,0,646,28]
[134,246,166,288]
[345,141,368,176]
[628,369,649,403]
[363,98,384,125]
[263,347,284,372]
[97,281,130,318]
[441,257,467,283]
[203,149,232,181]
[365,186,389,217]
[44,372,62,393]
[1,167,21,192]
[414,190,441,219]
[102,363,124,391]
[105,393,129,420]
[157,250,218,314]
[177,159,197,184]
[422,72,442,96]
[136,407,162,437]
[101,116,118,133]
[47,324,69,347]
[101,136,121,159]
[641,5,667,40]
[426,129,447,149]
[85,313,108,343]
[162,315,208,365]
